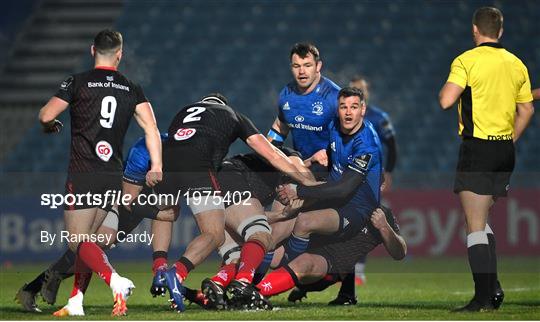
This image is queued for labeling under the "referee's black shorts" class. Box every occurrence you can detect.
[454,137,515,197]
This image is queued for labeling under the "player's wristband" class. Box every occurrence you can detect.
[267,128,285,143]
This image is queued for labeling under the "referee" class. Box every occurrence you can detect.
[438,7,534,312]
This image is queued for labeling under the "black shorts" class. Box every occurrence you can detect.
[302,199,371,239]
[64,173,122,210]
[218,159,275,208]
[156,146,222,213]
[308,224,380,278]
[454,138,514,197]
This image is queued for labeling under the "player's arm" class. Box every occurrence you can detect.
[438,82,464,110]
[370,208,407,260]
[289,155,316,181]
[121,181,144,211]
[38,97,68,133]
[246,134,316,186]
[304,148,329,168]
[532,88,540,101]
[513,101,534,142]
[267,117,290,146]
[134,102,162,187]
[439,57,466,110]
[293,168,364,201]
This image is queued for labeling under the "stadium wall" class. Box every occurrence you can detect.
[1,189,538,263]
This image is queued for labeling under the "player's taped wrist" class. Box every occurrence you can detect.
[267,128,285,143]
[42,119,63,133]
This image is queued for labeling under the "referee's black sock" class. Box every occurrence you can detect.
[467,231,491,304]
[485,224,498,293]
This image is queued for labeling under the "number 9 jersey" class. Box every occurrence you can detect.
[54,67,148,173]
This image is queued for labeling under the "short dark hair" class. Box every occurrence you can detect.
[350,74,369,84]
[473,7,503,39]
[290,42,321,62]
[201,92,228,105]
[338,87,365,102]
[93,29,123,56]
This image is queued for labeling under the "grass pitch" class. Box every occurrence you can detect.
[1,257,539,320]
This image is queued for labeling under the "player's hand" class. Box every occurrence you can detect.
[282,198,304,218]
[381,172,392,192]
[370,208,390,231]
[309,149,328,167]
[42,119,63,133]
[146,167,163,187]
[276,184,298,205]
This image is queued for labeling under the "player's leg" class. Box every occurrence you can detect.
[150,219,173,297]
[200,228,241,310]
[226,199,272,284]
[456,191,493,311]
[282,209,340,263]
[58,207,134,317]
[165,206,225,312]
[256,253,328,297]
[16,249,76,312]
[222,199,274,308]
[53,207,100,316]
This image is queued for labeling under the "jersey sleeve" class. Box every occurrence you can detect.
[516,63,533,103]
[446,56,467,88]
[377,113,396,142]
[235,111,260,141]
[277,90,287,122]
[133,83,149,105]
[54,75,76,103]
[123,139,151,186]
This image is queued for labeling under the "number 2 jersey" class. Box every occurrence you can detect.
[164,102,260,172]
[54,67,147,173]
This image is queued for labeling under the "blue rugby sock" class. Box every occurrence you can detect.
[282,234,310,265]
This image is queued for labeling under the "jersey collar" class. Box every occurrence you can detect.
[478,42,503,48]
[95,66,117,71]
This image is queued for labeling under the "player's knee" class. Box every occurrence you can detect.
[290,253,318,279]
[247,231,273,252]
[236,214,272,244]
[218,242,241,265]
[209,230,226,249]
[293,213,313,237]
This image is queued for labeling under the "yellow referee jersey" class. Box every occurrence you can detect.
[447,42,533,140]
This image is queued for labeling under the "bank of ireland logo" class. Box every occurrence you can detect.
[312,101,324,115]
[295,115,304,122]
[95,140,113,162]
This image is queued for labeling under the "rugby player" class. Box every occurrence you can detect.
[325,74,399,305]
[154,93,316,312]
[16,138,171,314]
[36,29,162,316]
[255,207,405,300]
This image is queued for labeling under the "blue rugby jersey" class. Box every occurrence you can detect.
[122,133,168,185]
[327,119,383,221]
[277,76,340,158]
